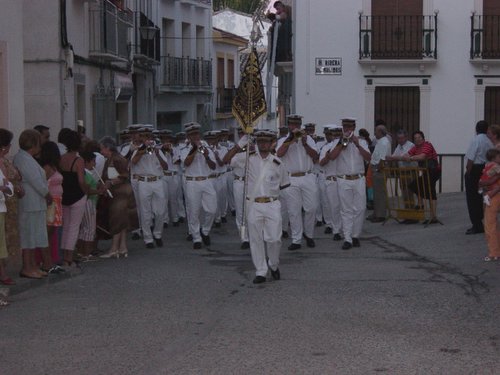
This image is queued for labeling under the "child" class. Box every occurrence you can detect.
[479,148,500,206]
[77,151,99,260]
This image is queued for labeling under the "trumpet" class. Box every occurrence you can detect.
[293,129,306,140]
[341,131,353,147]
[198,145,208,155]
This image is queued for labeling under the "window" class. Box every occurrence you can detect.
[375,86,420,137]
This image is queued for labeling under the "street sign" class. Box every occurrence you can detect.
[315,57,342,75]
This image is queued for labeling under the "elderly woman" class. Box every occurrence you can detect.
[390,130,441,224]
[99,136,136,258]
[487,124,500,148]
[13,130,52,279]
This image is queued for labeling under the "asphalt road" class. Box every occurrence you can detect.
[1,193,500,374]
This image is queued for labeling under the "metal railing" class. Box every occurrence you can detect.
[161,56,212,88]
[216,87,236,113]
[359,14,438,60]
[471,14,500,59]
[132,11,161,64]
[89,0,133,61]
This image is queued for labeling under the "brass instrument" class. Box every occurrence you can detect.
[341,131,353,147]
[293,129,306,140]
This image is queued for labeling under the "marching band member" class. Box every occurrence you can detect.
[158,130,181,227]
[181,123,217,249]
[245,129,290,284]
[174,132,188,223]
[219,129,236,217]
[326,118,371,250]
[130,126,167,249]
[205,131,228,227]
[277,126,290,238]
[276,114,319,250]
[319,124,344,241]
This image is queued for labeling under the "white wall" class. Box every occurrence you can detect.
[293,0,487,153]
[0,0,25,149]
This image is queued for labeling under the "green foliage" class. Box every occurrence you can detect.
[213,0,266,14]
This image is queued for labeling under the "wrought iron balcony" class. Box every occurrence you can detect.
[132,12,161,65]
[359,14,438,60]
[216,87,236,113]
[471,14,500,59]
[161,56,212,90]
[89,0,133,61]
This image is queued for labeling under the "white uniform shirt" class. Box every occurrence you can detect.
[230,152,247,178]
[465,133,494,164]
[180,141,216,177]
[313,140,326,174]
[277,134,316,174]
[246,152,290,199]
[319,141,338,177]
[370,136,391,166]
[158,148,176,171]
[131,148,163,177]
[213,145,228,174]
[392,140,417,167]
[333,139,369,175]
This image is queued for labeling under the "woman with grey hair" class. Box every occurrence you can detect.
[98,136,137,258]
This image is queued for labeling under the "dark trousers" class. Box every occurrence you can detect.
[465,164,485,230]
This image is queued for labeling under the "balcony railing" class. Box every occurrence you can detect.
[471,14,500,59]
[132,12,161,65]
[359,15,437,60]
[161,56,212,89]
[89,0,133,61]
[216,87,236,113]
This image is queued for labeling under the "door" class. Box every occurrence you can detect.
[485,87,500,125]
[371,0,423,59]
[375,86,420,140]
[483,0,500,58]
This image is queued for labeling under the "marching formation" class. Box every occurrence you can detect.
[116,115,375,284]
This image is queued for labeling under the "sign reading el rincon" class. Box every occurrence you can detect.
[315,57,342,75]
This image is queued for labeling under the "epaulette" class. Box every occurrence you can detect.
[249,151,257,155]
[273,157,281,165]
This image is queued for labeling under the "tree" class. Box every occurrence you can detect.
[213,0,266,15]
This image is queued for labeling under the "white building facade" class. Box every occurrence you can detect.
[157,0,213,133]
[289,0,500,191]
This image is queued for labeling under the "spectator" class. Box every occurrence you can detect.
[487,124,500,149]
[394,131,441,224]
[39,141,64,273]
[99,136,137,258]
[464,120,492,235]
[0,129,24,279]
[77,151,100,260]
[13,130,52,279]
[34,124,50,145]
[57,128,73,156]
[0,165,14,286]
[59,130,88,268]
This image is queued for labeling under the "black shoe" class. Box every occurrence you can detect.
[288,243,301,251]
[240,241,250,250]
[200,230,211,246]
[131,232,141,240]
[282,231,289,239]
[315,221,323,227]
[324,227,332,234]
[221,217,227,223]
[304,235,315,248]
[163,223,168,229]
[466,227,484,235]
[186,234,193,241]
[146,242,155,249]
[231,210,236,217]
[253,276,266,284]
[178,217,185,223]
[193,242,202,249]
[173,221,180,227]
[270,267,280,280]
[333,233,342,241]
[342,241,352,250]
[155,238,163,247]
[214,221,221,228]
[352,238,360,247]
